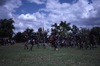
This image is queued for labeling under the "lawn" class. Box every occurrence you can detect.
[0,43,100,66]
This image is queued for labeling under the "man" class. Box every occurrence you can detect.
[51,35,58,51]
[30,38,35,51]
[24,35,29,49]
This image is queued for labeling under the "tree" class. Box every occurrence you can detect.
[60,21,71,31]
[51,23,60,35]
[14,32,25,42]
[23,28,34,37]
[51,21,71,36]
[90,27,100,37]
[71,25,79,35]
[37,27,46,43]
[90,27,100,45]
[59,21,71,36]
[0,18,15,39]
[38,27,43,34]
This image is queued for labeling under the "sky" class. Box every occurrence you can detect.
[0,0,100,32]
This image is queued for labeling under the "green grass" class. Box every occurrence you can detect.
[0,44,100,66]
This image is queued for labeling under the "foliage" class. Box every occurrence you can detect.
[0,18,15,38]
[90,27,100,45]
[37,27,48,43]
[23,28,34,37]
[71,25,79,35]
[14,32,25,42]
[51,21,71,36]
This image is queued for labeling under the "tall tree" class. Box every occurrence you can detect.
[0,18,15,39]
[51,23,60,35]
[37,27,45,43]
[14,32,25,42]
[90,27,100,45]
[23,28,34,37]
[71,25,79,35]
[59,21,71,36]
[38,27,43,34]
[51,21,71,36]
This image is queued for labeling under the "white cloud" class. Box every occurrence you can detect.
[14,0,100,32]
[0,0,100,33]
[0,0,22,19]
[18,13,37,21]
[0,6,12,19]
[3,0,22,12]
[41,0,98,26]
[27,0,46,4]
[14,12,47,32]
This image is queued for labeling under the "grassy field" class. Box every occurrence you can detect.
[0,43,100,66]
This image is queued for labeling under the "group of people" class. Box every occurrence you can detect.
[49,34,97,50]
[24,32,98,51]
[0,38,15,46]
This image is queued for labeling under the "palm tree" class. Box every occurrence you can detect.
[59,21,71,36]
[51,23,60,35]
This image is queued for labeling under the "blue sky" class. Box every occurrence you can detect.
[15,0,45,14]
[0,0,100,32]
[15,0,78,14]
